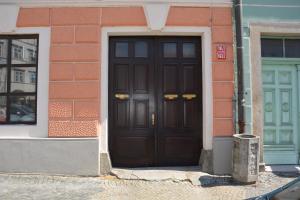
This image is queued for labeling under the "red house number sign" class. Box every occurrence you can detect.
[216,44,226,60]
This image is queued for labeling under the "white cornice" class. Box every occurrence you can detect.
[0,0,232,7]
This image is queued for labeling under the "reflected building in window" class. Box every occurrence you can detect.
[0,67,6,93]
[11,39,37,64]
[0,36,38,124]
[0,40,8,64]
[11,67,36,93]
[10,39,37,94]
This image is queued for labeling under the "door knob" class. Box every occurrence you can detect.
[115,94,129,100]
[164,94,178,100]
[182,94,197,100]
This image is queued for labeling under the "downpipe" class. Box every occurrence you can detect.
[234,0,245,134]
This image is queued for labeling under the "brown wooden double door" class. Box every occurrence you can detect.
[109,36,202,167]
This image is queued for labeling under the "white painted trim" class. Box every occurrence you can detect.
[0,24,50,137]
[0,5,19,33]
[1,0,232,7]
[143,4,170,31]
[100,26,213,153]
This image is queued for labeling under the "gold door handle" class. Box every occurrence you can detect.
[164,94,178,100]
[182,94,197,100]
[151,113,155,126]
[115,94,129,100]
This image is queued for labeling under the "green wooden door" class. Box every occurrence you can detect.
[262,63,299,164]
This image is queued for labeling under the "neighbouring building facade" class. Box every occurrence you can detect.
[240,0,300,165]
[0,0,235,176]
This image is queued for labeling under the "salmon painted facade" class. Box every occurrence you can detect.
[0,0,236,175]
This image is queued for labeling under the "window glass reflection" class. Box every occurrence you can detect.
[163,43,177,58]
[135,41,148,58]
[285,39,300,58]
[0,96,6,122]
[11,67,36,93]
[10,95,35,122]
[0,39,8,64]
[11,39,37,64]
[183,43,196,58]
[115,42,129,57]
[0,67,7,93]
[261,39,283,57]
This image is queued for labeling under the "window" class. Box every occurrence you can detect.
[261,38,300,58]
[29,71,36,84]
[0,42,3,57]
[12,44,23,61]
[0,40,7,64]
[0,35,38,124]
[163,43,177,58]
[285,39,300,58]
[134,41,148,58]
[115,42,129,57]
[183,43,196,58]
[27,49,35,62]
[14,69,25,83]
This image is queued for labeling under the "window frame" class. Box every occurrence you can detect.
[0,34,39,125]
[261,36,300,58]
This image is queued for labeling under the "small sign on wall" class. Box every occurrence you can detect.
[216,44,226,60]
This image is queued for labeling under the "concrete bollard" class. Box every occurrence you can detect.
[232,134,260,183]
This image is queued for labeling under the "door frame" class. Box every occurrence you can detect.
[99,26,213,163]
[250,22,300,165]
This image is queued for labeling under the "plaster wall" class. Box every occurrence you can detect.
[240,1,300,165]
[14,5,235,139]
[0,3,235,175]
[240,0,300,135]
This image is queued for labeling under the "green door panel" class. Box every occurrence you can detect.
[262,64,299,164]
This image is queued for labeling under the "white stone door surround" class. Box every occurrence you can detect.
[250,22,300,164]
[100,26,213,156]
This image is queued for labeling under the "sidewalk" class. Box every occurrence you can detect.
[0,171,298,200]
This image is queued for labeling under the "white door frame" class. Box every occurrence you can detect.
[99,26,213,155]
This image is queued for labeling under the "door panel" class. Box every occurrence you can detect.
[183,64,196,92]
[184,100,198,128]
[163,64,178,93]
[157,37,202,166]
[109,37,202,167]
[114,64,129,92]
[163,100,179,128]
[133,100,149,128]
[114,100,129,128]
[109,37,155,167]
[133,64,149,93]
[263,64,298,164]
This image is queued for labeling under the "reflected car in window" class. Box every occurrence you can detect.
[10,103,35,122]
[0,107,5,122]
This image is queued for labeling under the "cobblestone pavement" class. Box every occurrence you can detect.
[0,172,298,200]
